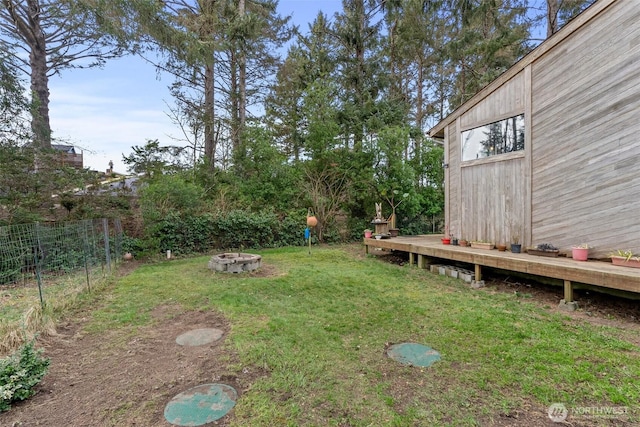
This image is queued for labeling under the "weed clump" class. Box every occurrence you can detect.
[0,341,50,412]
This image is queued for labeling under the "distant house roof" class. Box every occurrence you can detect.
[51,144,83,169]
[52,144,77,154]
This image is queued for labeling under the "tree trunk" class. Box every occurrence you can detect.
[30,30,51,149]
[415,55,424,157]
[238,0,246,151]
[230,49,239,151]
[547,0,560,37]
[204,61,216,169]
[354,0,365,152]
[4,0,52,148]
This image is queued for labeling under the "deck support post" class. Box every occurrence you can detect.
[418,254,424,269]
[563,280,573,302]
[409,253,415,266]
[365,243,369,255]
[474,264,481,282]
[559,280,578,311]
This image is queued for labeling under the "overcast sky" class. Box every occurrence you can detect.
[48,1,342,174]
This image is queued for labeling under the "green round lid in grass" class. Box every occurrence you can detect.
[175,328,224,346]
[387,343,441,367]
[164,384,237,426]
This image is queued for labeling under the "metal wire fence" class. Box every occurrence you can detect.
[0,219,123,352]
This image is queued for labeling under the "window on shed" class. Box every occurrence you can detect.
[461,114,524,161]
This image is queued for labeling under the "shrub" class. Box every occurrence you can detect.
[154,213,216,255]
[273,213,307,247]
[139,175,205,225]
[121,234,145,257]
[142,210,309,255]
[0,341,50,412]
[214,210,277,249]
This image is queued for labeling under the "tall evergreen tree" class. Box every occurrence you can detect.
[0,0,129,149]
[0,49,29,144]
[266,12,338,161]
[543,0,595,37]
[264,45,307,161]
[221,0,290,153]
[440,0,530,107]
[332,0,384,151]
[93,0,290,171]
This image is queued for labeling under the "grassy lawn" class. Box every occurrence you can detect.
[86,245,639,426]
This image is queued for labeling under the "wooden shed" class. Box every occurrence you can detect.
[428,0,640,259]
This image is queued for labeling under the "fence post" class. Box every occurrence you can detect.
[83,220,91,291]
[34,222,45,309]
[103,218,111,274]
[114,218,122,263]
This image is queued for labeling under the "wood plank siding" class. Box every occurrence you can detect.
[460,156,526,244]
[445,122,458,236]
[446,71,527,245]
[460,71,525,130]
[430,0,640,258]
[531,0,640,257]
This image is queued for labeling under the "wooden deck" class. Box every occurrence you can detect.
[364,235,640,304]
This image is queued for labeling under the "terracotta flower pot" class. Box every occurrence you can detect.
[471,241,494,250]
[611,256,640,268]
[572,247,589,261]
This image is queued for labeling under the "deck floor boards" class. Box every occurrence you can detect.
[364,235,640,294]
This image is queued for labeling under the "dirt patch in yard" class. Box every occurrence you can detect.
[0,303,266,427]
[0,258,283,427]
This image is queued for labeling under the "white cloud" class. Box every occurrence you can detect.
[48,58,181,174]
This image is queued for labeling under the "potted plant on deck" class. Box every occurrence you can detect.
[610,250,640,268]
[441,224,451,245]
[571,244,590,261]
[383,190,408,239]
[527,243,559,257]
[510,234,521,253]
[450,226,458,245]
[509,219,522,253]
[471,240,494,250]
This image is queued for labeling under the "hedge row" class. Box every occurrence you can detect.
[134,210,309,256]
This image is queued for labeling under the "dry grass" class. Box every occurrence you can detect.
[0,305,57,356]
[0,266,123,356]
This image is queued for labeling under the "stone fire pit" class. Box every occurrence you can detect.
[208,253,262,273]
